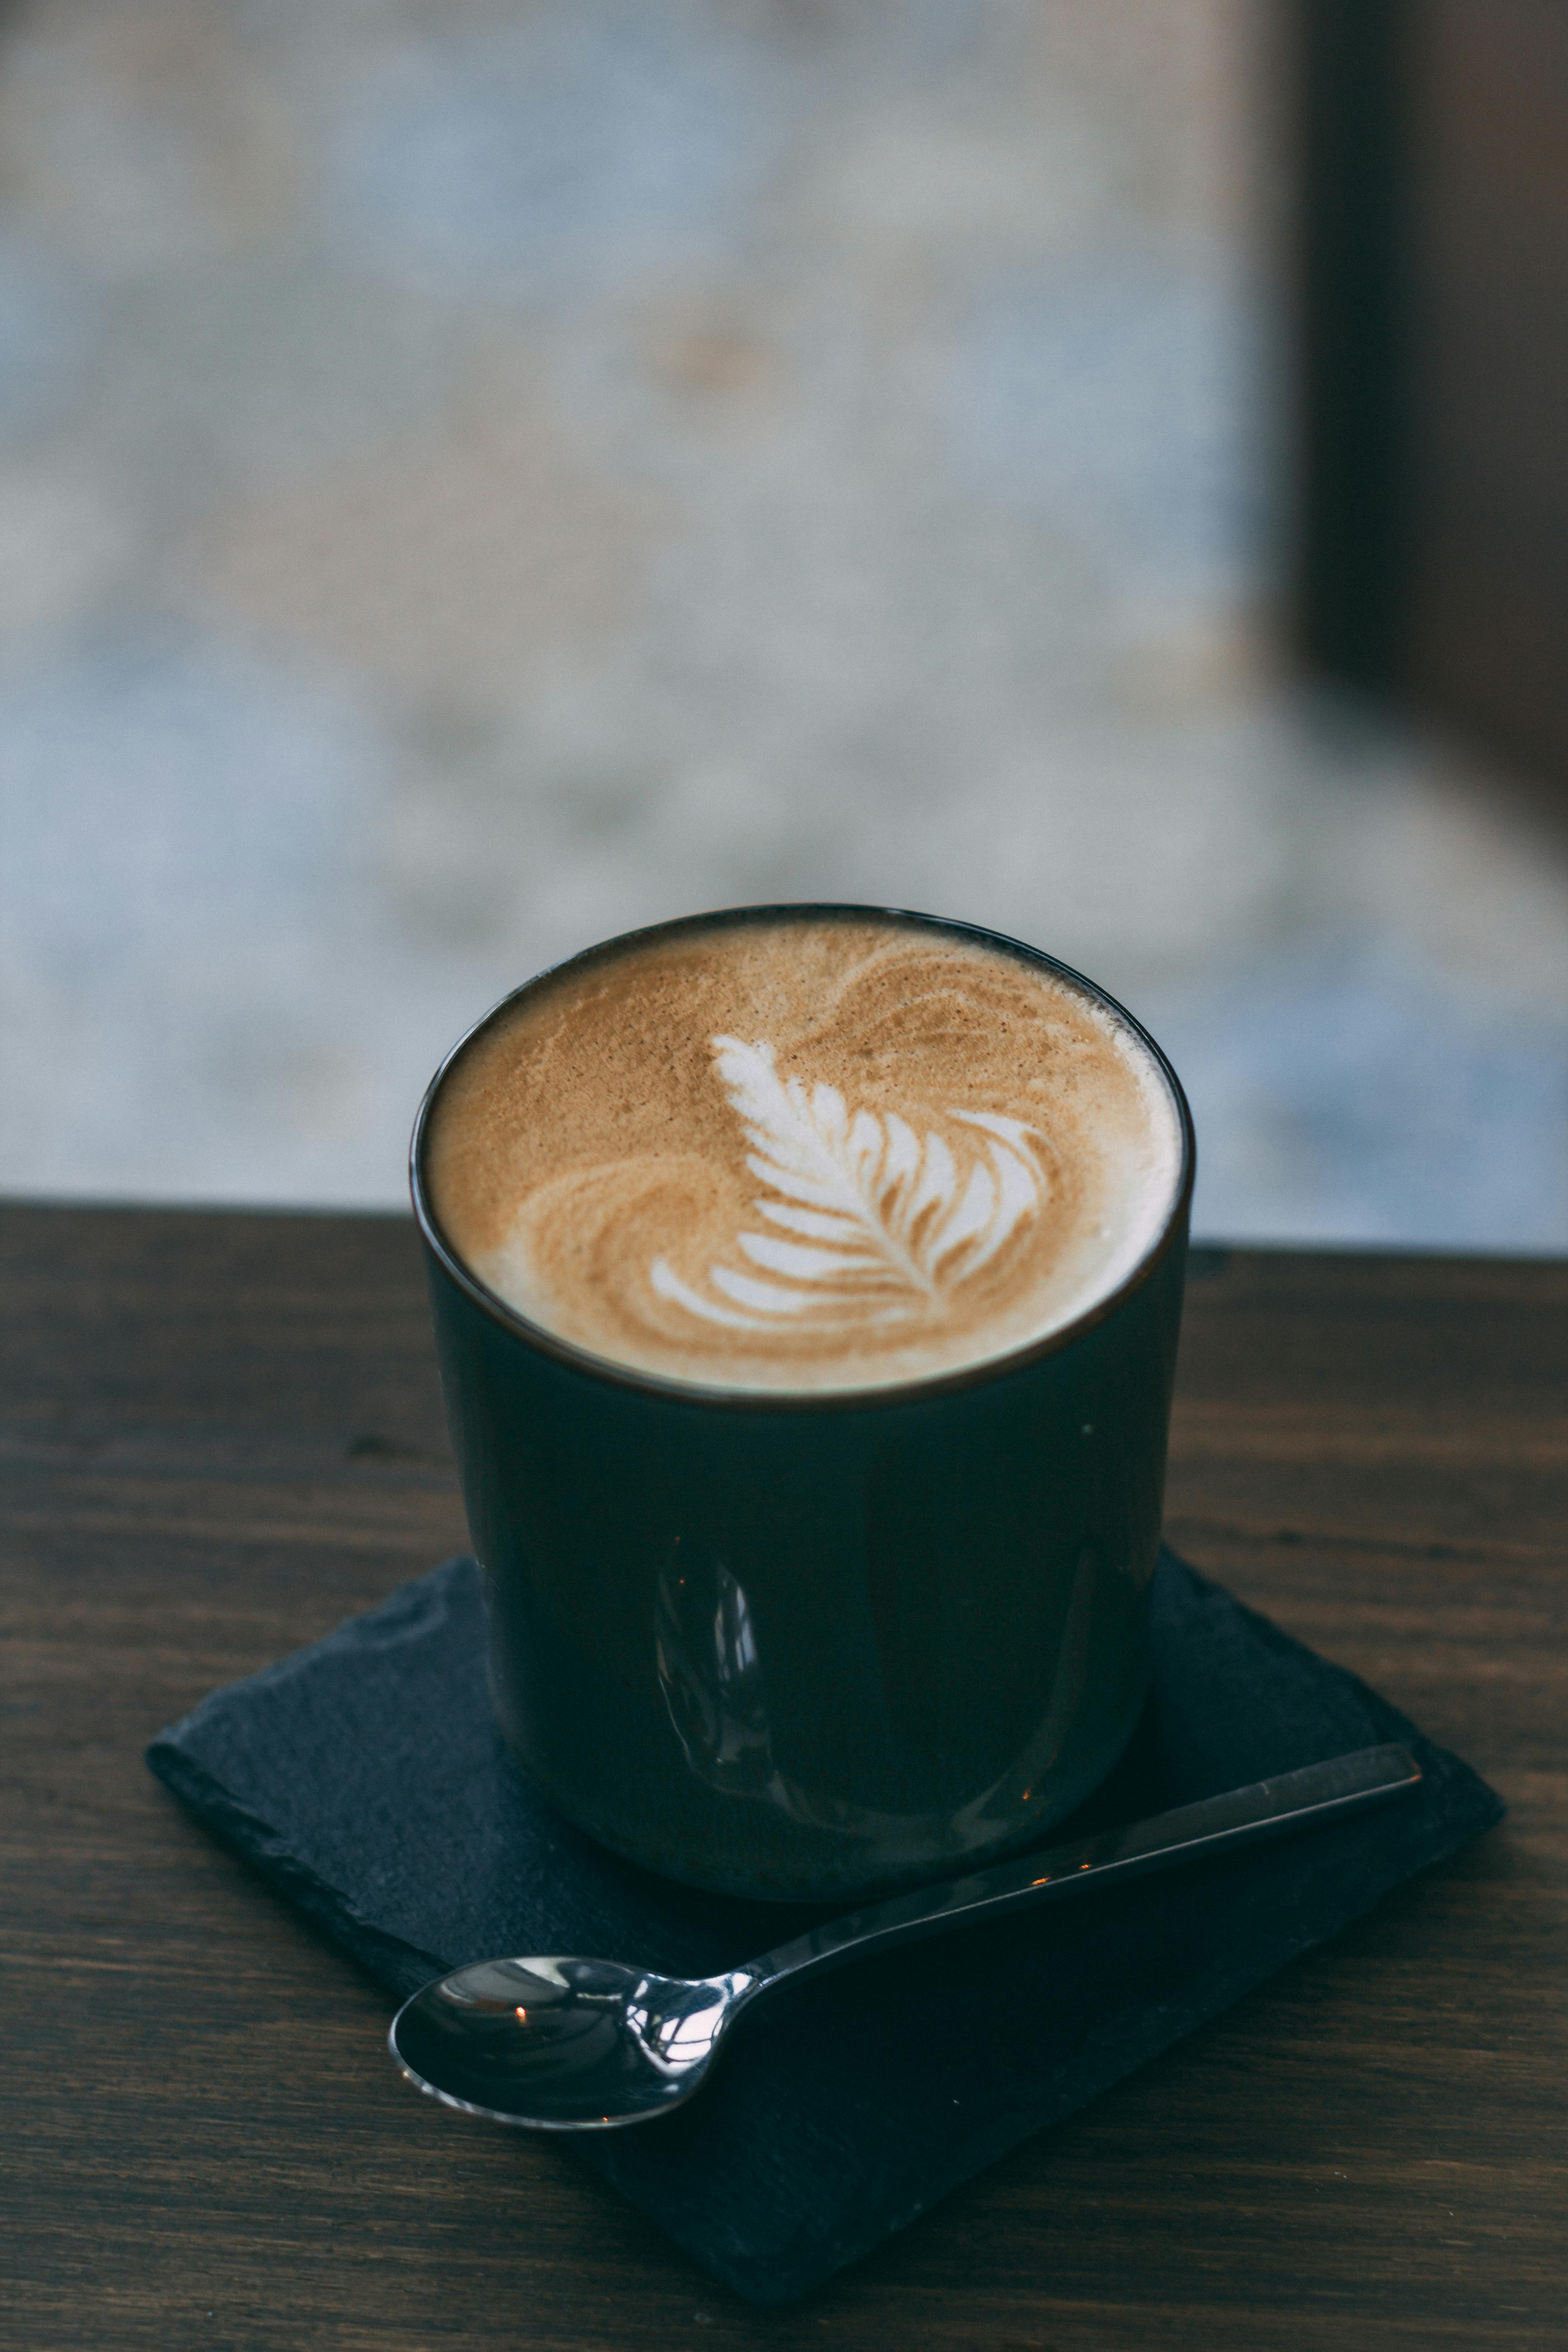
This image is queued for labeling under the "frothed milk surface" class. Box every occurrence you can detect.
[424,914,1185,1393]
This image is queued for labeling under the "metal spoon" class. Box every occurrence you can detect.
[389,1742,1420,2132]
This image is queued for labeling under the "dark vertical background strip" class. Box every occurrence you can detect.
[1291,0,1415,696]
[1404,0,1568,810]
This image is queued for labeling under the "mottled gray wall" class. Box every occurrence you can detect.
[0,0,1563,1244]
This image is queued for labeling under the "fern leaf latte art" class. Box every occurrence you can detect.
[424,912,1185,1392]
[648,1038,1047,1334]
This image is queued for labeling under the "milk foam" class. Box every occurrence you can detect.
[423,913,1185,1393]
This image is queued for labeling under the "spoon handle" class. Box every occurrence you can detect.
[737,1743,1421,2002]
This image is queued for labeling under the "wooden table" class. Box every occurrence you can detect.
[4,1205,1564,2348]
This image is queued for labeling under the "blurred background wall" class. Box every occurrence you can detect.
[0,0,1563,1245]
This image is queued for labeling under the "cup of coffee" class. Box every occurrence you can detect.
[412,905,1193,1900]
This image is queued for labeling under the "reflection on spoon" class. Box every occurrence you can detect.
[388,1744,1421,2132]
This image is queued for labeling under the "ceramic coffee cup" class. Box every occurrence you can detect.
[412,906,1194,1901]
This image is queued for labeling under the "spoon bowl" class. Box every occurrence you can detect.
[392,1955,738,2128]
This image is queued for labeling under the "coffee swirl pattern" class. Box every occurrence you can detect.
[650,1036,1046,1335]
[424,914,1183,1392]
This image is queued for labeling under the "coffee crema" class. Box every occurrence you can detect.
[422,912,1185,1393]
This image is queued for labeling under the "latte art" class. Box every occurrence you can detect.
[422,911,1186,1393]
[650,1037,1046,1335]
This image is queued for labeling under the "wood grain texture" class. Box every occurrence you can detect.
[3,1206,1564,2348]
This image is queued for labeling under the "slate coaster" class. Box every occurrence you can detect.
[147,1548,1504,2304]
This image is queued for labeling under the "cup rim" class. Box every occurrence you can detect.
[409,902,1196,1411]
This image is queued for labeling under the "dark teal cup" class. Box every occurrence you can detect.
[412,907,1194,1902]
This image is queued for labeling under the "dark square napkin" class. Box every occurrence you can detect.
[147,1548,1503,2305]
